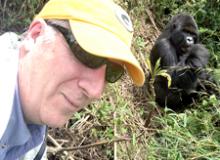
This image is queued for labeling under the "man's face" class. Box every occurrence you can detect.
[19,20,106,127]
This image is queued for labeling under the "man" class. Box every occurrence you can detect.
[0,0,145,159]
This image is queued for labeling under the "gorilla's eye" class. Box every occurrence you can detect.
[186,36,194,45]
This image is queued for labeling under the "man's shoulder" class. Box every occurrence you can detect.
[0,32,20,42]
[0,32,20,139]
[0,32,20,66]
[0,32,20,51]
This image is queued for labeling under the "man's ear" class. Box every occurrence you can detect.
[19,19,48,58]
[27,18,47,42]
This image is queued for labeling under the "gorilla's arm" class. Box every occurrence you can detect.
[184,44,209,68]
[150,38,178,68]
[171,44,209,93]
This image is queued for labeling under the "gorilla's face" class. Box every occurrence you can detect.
[171,30,197,54]
[169,15,198,54]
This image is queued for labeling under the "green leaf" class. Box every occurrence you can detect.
[158,72,172,88]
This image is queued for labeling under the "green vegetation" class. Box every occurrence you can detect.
[0,0,48,34]
[1,0,219,159]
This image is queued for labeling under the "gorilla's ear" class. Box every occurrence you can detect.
[170,23,177,32]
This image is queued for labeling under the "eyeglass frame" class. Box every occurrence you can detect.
[45,20,125,83]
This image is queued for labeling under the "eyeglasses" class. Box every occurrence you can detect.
[48,23,124,83]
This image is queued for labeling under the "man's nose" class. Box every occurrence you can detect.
[78,65,106,99]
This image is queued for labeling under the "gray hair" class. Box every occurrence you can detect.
[20,19,71,40]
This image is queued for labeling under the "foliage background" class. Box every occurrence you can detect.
[1,0,220,159]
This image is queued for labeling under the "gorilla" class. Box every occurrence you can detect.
[150,13,210,111]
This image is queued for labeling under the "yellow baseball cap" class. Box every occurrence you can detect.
[36,0,145,86]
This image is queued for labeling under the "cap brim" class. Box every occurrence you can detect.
[69,20,145,86]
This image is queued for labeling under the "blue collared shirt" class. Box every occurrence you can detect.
[0,82,46,160]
